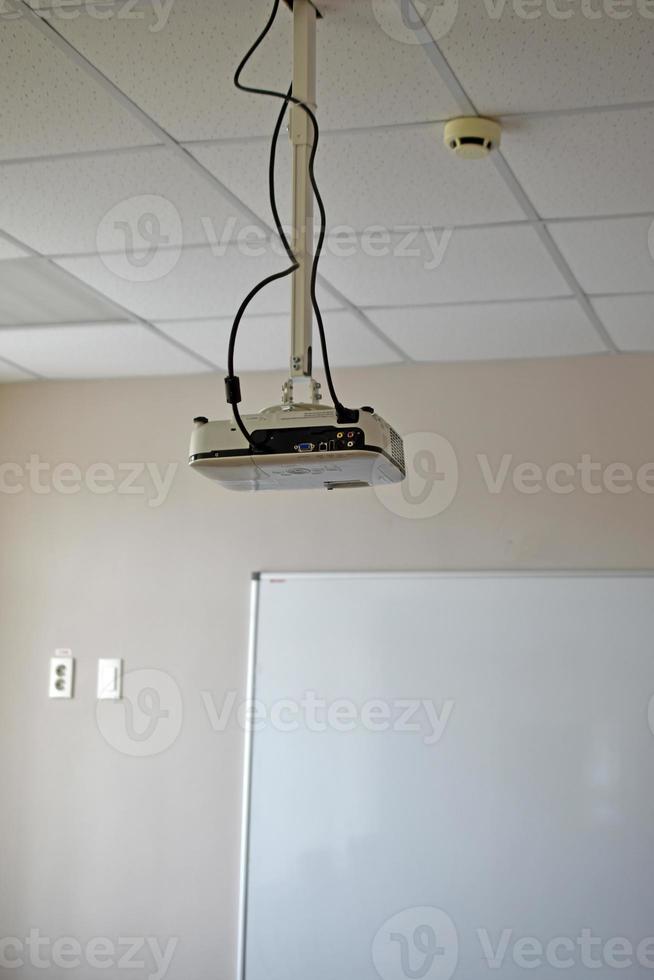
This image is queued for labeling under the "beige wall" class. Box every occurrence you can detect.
[1,353,653,978]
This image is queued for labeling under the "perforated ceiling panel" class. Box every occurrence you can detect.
[190,125,525,230]
[0,146,252,256]
[0,16,156,159]
[438,3,654,114]
[1,0,654,379]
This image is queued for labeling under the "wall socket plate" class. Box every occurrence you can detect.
[49,650,75,699]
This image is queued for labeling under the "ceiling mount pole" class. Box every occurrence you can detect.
[283,0,321,408]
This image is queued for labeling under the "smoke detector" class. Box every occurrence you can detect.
[444,117,501,159]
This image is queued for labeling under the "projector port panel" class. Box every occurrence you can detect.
[249,425,364,455]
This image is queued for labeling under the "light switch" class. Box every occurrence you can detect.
[49,650,75,699]
[97,658,123,700]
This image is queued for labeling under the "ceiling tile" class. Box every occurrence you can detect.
[317,225,571,307]
[0,359,32,383]
[56,245,342,321]
[438,4,654,114]
[307,0,461,130]
[502,108,654,219]
[0,236,28,261]
[0,147,252,256]
[0,259,123,326]
[367,298,604,362]
[0,17,156,159]
[592,294,654,351]
[549,217,654,294]
[190,125,525,232]
[0,323,208,378]
[155,310,400,372]
[51,0,460,141]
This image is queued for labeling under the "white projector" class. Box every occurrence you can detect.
[189,404,405,492]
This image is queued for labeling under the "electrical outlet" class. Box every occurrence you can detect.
[49,651,75,699]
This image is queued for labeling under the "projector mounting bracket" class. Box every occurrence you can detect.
[282,0,323,17]
[282,0,322,409]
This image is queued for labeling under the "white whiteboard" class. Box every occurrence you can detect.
[240,573,654,980]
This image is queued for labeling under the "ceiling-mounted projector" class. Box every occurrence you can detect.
[190,0,405,492]
[190,404,405,492]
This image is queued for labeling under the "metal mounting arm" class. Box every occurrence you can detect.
[282,0,321,408]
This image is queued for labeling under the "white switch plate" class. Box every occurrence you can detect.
[49,651,75,699]
[97,658,123,700]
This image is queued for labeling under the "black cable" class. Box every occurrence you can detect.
[236,63,358,422]
[227,84,296,450]
[225,0,358,451]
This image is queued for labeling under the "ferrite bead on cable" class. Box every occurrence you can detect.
[224,376,242,405]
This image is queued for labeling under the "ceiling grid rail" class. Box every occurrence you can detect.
[0,227,219,372]
[15,0,412,364]
[0,352,42,379]
[4,90,654,168]
[20,209,654,265]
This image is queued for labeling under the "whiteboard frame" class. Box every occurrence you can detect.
[236,569,654,980]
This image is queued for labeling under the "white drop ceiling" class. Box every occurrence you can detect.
[1,0,653,382]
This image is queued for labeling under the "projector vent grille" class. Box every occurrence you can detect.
[388,425,405,471]
[373,414,405,471]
